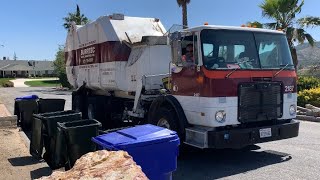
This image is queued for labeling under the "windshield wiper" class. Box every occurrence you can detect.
[273,64,295,77]
[225,59,253,79]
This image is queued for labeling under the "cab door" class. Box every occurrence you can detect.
[171,33,201,121]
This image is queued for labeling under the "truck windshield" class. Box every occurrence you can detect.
[200,29,294,70]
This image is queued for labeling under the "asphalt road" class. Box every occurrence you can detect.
[174,121,320,180]
[0,87,319,180]
[0,87,71,115]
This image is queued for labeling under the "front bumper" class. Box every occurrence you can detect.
[208,120,299,149]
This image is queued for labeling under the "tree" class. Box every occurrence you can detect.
[246,21,264,28]
[259,0,320,68]
[176,0,191,28]
[56,4,89,88]
[13,52,17,61]
[63,4,89,31]
[53,45,71,88]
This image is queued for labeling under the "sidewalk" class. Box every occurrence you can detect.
[0,103,51,180]
[0,128,51,180]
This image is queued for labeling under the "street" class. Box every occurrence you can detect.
[0,87,71,115]
[0,87,319,180]
[174,121,320,180]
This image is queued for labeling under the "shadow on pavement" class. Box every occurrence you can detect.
[8,156,44,166]
[174,146,292,180]
[30,167,52,180]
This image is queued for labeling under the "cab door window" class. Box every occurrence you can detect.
[181,35,198,66]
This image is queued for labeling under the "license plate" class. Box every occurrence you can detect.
[259,128,272,138]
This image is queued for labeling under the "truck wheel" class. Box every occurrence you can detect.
[87,103,95,120]
[73,95,82,112]
[152,107,179,133]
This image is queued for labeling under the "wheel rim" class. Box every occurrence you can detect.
[88,104,94,119]
[157,118,171,129]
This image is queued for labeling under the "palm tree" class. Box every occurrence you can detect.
[246,21,264,28]
[63,4,89,31]
[176,0,191,28]
[259,0,320,68]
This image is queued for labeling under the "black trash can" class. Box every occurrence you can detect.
[31,110,81,169]
[29,116,44,159]
[14,98,38,131]
[58,119,101,170]
[38,98,66,113]
[29,110,81,161]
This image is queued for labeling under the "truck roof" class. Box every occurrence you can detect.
[186,25,285,35]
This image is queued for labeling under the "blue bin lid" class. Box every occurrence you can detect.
[92,124,179,150]
[15,95,39,100]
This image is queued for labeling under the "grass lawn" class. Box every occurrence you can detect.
[24,80,61,87]
[0,78,14,87]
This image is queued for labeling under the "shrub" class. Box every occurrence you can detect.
[2,81,14,87]
[297,87,320,107]
[0,79,14,87]
[297,76,320,92]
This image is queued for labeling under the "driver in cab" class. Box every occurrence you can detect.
[182,44,195,67]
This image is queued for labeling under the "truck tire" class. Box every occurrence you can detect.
[152,107,179,134]
[87,96,115,130]
[87,96,104,120]
[72,93,88,118]
[87,102,95,120]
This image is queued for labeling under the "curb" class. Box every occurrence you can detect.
[0,116,17,128]
[18,129,31,150]
[296,115,320,123]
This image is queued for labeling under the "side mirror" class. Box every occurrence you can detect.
[171,40,182,66]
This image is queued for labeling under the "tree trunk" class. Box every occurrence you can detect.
[182,3,188,28]
[287,37,298,71]
[291,47,298,70]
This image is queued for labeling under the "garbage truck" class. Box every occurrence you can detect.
[65,13,299,149]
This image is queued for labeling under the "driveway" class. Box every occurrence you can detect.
[10,78,58,88]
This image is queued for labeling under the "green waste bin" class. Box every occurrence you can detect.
[58,119,101,170]
[38,98,66,113]
[31,110,81,169]
[29,116,44,159]
[15,99,38,131]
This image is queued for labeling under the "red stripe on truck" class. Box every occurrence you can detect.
[65,41,131,66]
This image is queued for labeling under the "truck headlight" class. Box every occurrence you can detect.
[215,110,226,123]
[289,105,296,115]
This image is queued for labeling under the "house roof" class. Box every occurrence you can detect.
[0,64,33,71]
[0,60,54,71]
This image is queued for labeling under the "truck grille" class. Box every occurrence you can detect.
[238,82,283,123]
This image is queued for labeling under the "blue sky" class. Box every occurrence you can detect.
[0,0,319,60]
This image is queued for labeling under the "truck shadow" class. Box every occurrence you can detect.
[174,146,291,180]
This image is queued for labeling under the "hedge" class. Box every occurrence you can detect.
[297,76,320,92]
[297,87,320,107]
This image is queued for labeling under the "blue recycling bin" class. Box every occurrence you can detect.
[15,95,39,100]
[92,124,180,180]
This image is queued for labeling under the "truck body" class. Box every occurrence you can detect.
[65,14,299,149]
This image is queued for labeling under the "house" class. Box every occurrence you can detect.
[0,60,56,78]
